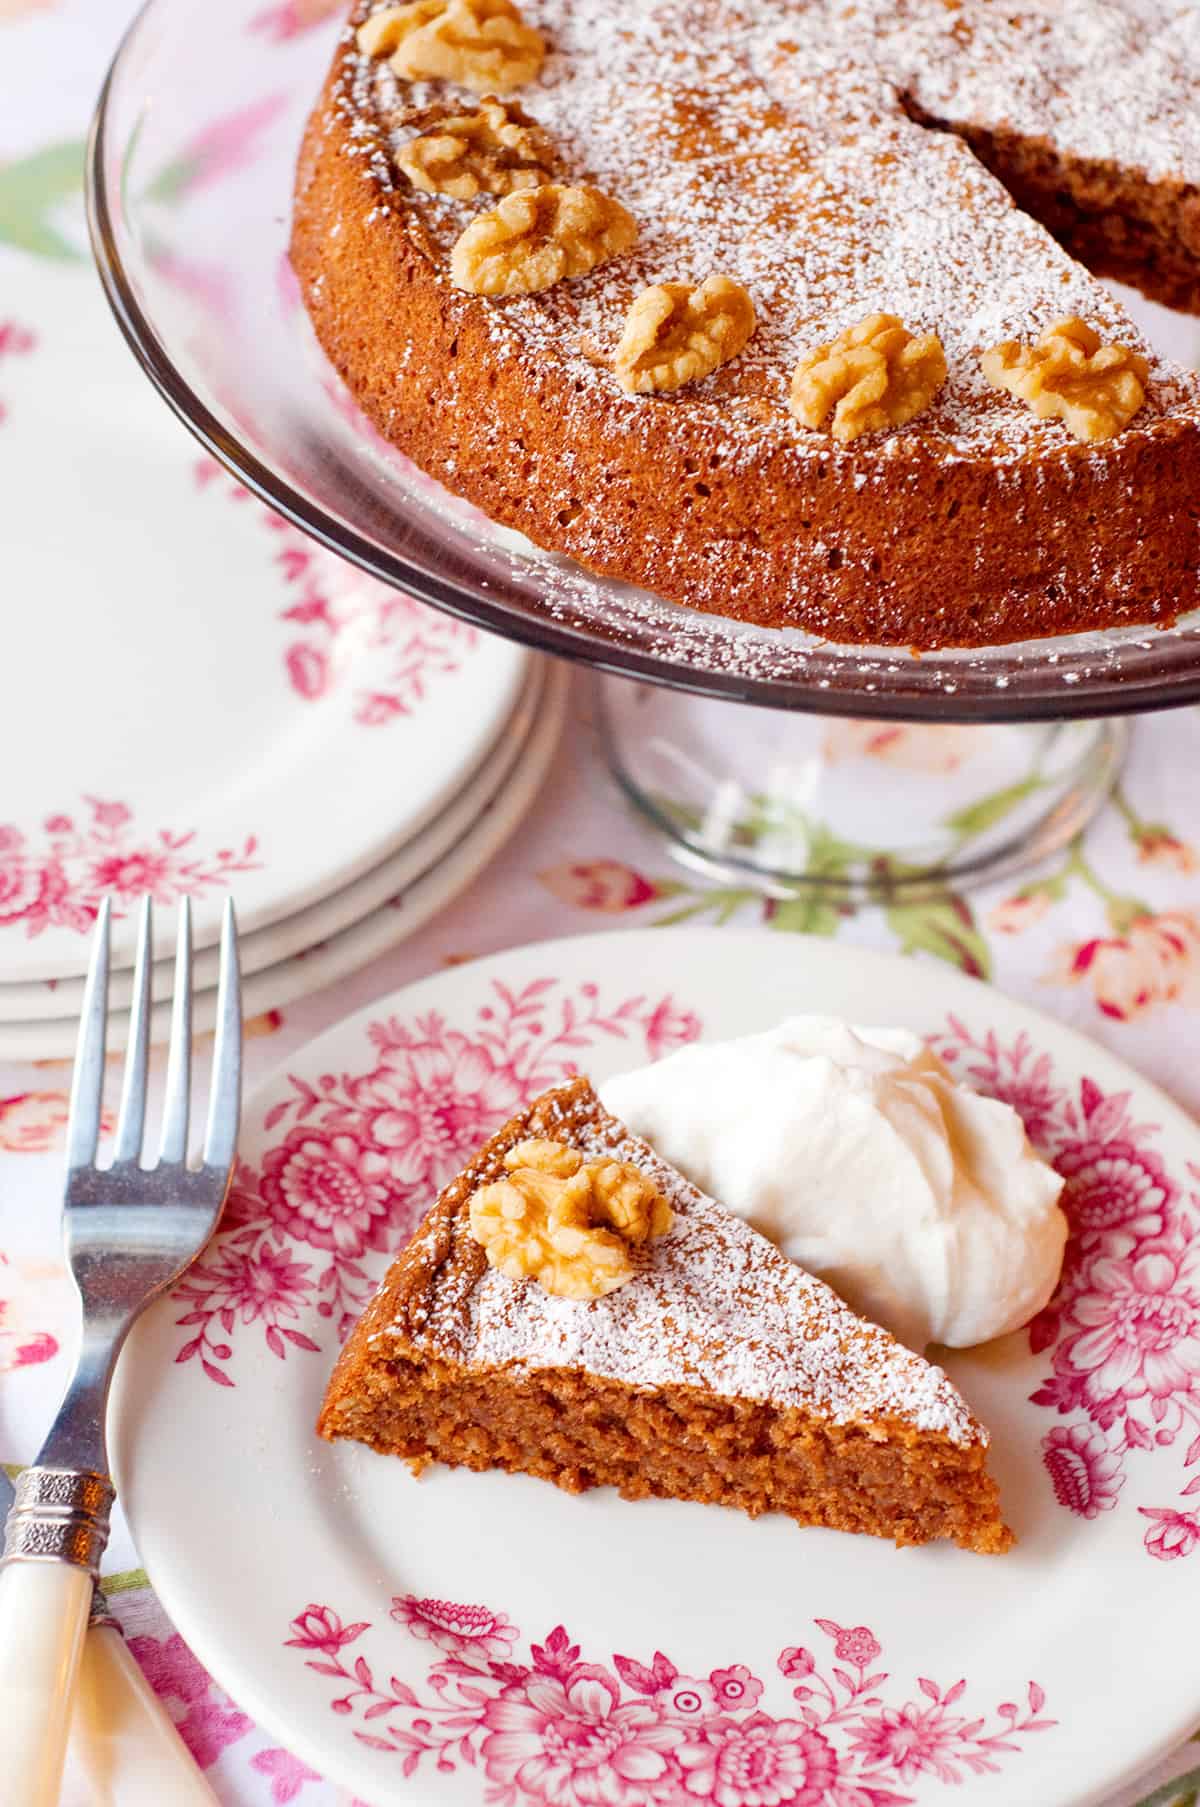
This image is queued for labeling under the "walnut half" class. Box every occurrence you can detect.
[615,276,756,395]
[449,183,637,296]
[981,316,1148,442]
[398,97,555,199]
[356,0,545,95]
[789,313,947,443]
[467,1137,673,1299]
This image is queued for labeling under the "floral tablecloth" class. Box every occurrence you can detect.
[4,3,1200,1804]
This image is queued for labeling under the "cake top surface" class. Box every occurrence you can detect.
[336,0,1200,469]
[382,1078,986,1447]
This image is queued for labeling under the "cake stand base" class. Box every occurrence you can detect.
[595,677,1128,901]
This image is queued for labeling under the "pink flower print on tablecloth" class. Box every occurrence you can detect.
[250,1747,323,1802]
[539,860,662,913]
[0,1090,70,1153]
[0,798,258,938]
[0,1254,62,1370]
[391,1595,518,1661]
[987,892,1053,935]
[1135,830,1199,874]
[1048,910,1200,1020]
[127,1632,253,1769]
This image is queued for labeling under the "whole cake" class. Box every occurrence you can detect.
[319,1078,1012,1552]
[291,0,1200,649]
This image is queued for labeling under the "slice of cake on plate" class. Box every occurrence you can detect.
[318,1077,1011,1553]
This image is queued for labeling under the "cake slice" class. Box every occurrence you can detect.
[318,1078,1012,1552]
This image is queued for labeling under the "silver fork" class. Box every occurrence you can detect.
[0,894,241,1807]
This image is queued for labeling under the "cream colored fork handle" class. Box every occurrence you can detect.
[72,1622,221,1805]
[0,1560,93,1806]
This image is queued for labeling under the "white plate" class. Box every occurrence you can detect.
[112,929,1200,1807]
[0,661,550,1022]
[0,260,529,984]
[0,666,567,1060]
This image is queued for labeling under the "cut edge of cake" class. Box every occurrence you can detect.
[318,1077,1013,1553]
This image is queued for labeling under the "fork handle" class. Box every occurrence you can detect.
[0,1561,94,1804]
[0,1464,115,1806]
[74,1621,222,1804]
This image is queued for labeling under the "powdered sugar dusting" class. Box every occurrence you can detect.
[875,0,1200,188]
[400,1085,984,1447]
[340,0,1200,464]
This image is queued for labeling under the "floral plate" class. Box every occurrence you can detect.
[0,666,567,1061]
[0,660,550,1023]
[111,929,1200,1807]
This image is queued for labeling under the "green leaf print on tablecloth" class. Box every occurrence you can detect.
[1135,1765,1200,1807]
[0,140,86,260]
[883,884,991,979]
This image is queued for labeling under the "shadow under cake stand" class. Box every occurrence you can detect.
[87,0,1200,899]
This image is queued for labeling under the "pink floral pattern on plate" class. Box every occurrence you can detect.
[284,1602,1054,1804]
[196,461,478,726]
[0,796,259,939]
[933,1017,1200,1560]
[172,978,702,1381]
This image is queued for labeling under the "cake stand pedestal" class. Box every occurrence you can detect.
[595,681,1127,899]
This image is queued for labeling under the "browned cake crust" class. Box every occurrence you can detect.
[290,2,1200,650]
[319,1078,1012,1553]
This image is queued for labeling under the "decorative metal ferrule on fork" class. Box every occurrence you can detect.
[1,1467,116,1577]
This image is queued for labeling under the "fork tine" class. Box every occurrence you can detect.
[113,896,153,1166]
[66,898,111,1172]
[202,897,242,1172]
[158,897,193,1166]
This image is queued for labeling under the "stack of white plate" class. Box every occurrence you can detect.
[0,596,564,1057]
[0,611,565,1056]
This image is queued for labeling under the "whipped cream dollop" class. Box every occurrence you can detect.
[600,1016,1067,1351]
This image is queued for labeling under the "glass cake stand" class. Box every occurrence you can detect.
[87,0,1200,898]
